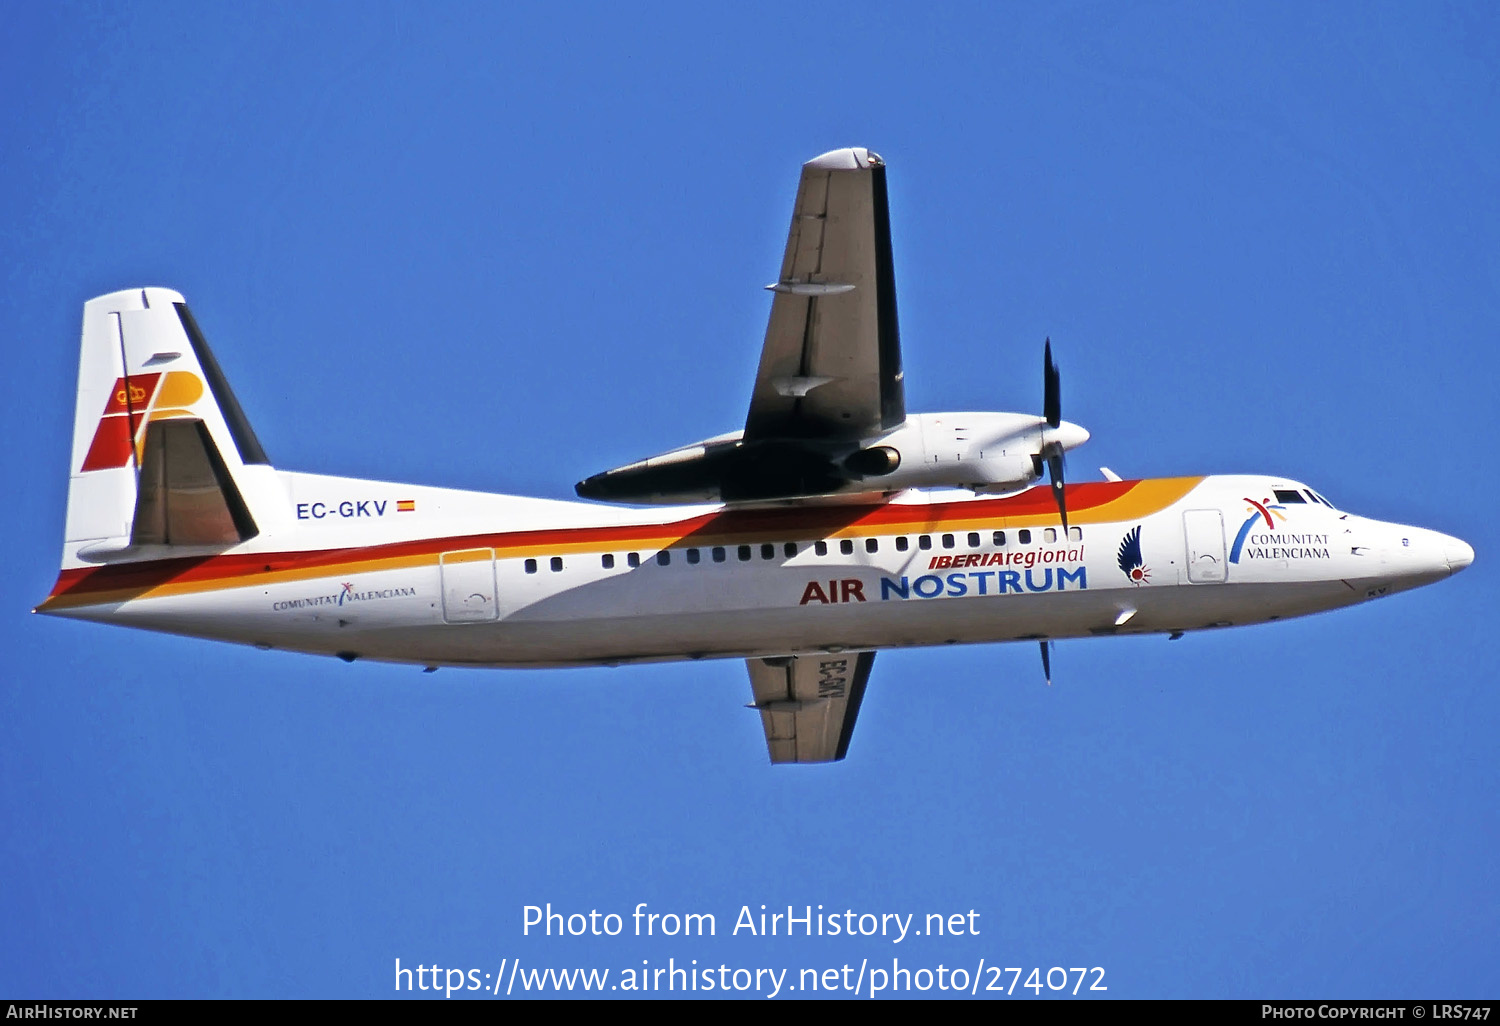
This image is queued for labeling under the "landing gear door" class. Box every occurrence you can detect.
[440,548,499,622]
[1183,510,1228,584]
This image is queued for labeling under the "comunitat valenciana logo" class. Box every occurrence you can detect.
[1230,496,1288,564]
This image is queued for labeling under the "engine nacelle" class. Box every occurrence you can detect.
[575,412,1087,505]
[841,413,1054,494]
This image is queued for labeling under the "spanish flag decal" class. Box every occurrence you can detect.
[396,499,416,513]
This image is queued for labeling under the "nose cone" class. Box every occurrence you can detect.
[1055,420,1090,451]
[1444,535,1475,574]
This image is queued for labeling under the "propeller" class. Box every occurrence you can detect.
[1043,338,1061,429]
[1041,339,1068,531]
[1040,639,1053,686]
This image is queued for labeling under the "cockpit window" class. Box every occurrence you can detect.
[1273,489,1306,504]
[1307,490,1335,509]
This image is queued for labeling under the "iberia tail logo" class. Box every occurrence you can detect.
[81,371,205,471]
[1229,497,1287,564]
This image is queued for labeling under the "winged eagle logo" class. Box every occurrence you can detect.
[1117,525,1150,585]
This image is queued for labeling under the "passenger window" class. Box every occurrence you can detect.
[712,546,726,563]
[1069,527,1083,542]
[993,531,1005,546]
[784,542,797,558]
[738,545,752,561]
[550,556,564,572]
[1044,528,1057,543]
[761,543,775,560]
[1018,529,1031,544]
[627,552,640,568]
[524,558,537,574]
[918,535,932,550]
[840,539,854,555]
[967,532,980,548]
[601,553,614,570]
[815,541,828,556]
[895,536,909,552]
[686,548,700,564]
[655,551,670,566]
[865,538,879,553]
[941,534,955,549]
[1273,489,1307,504]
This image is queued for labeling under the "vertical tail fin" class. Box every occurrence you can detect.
[61,288,280,564]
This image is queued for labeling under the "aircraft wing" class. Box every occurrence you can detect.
[747,651,874,763]
[744,147,904,443]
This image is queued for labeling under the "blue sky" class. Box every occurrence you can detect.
[3,1,1496,999]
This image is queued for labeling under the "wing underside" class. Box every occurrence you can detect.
[747,651,875,764]
[745,147,903,442]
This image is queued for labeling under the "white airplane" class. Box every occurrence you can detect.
[37,147,1472,763]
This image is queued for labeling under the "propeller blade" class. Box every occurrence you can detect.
[1040,639,1052,686]
[1043,338,1061,429]
[1048,452,1068,532]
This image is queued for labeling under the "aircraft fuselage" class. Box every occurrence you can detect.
[39,471,1471,669]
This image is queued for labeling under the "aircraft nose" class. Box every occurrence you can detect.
[1444,535,1475,574]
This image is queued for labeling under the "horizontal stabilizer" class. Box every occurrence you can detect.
[132,418,258,546]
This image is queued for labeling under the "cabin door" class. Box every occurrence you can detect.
[440,548,499,622]
[1183,510,1228,584]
